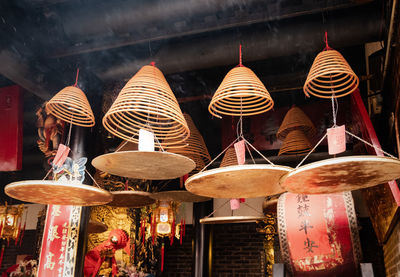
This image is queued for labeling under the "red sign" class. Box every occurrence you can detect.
[37,205,82,277]
[0,86,23,171]
[278,192,361,276]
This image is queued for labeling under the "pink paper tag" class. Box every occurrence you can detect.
[234,140,245,165]
[53,144,70,167]
[230,199,240,210]
[327,125,346,155]
[139,129,155,151]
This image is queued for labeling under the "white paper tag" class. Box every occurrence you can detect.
[139,129,155,151]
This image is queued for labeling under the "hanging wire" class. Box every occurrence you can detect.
[203,199,230,219]
[199,137,240,172]
[345,131,396,159]
[85,169,102,188]
[295,133,328,169]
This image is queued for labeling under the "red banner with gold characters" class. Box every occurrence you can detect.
[37,205,82,277]
[278,192,362,276]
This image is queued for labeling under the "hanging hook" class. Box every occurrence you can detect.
[73,68,80,87]
[239,44,243,67]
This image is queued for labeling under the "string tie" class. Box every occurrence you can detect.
[323,32,332,51]
[73,68,80,87]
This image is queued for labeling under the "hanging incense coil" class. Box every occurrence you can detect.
[186,153,206,175]
[209,66,274,118]
[166,113,211,162]
[304,50,359,99]
[278,130,312,156]
[220,147,238,167]
[277,106,316,140]
[103,65,189,147]
[46,86,95,127]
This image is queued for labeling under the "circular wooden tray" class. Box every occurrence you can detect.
[88,220,108,234]
[200,216,266,224]
[185,164,292,198]
[280,155,400,194]
[150,190,211,203]
[5,180,112,206]
[108,191,156,207]
[92,151,195,180]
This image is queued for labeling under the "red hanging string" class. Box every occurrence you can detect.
[239,44,243,67]
[0,221,3,238]
[323,32,332,51]
[15,221,21,246]
[73,68,80,87]
[183,219,186,237]
[0,246,5,269]
[125,180,129,191]
[150,61,156,67]
[161,243,165,272]
[180,220,183,245]
[19,222,26,247]
[170,218,175,246]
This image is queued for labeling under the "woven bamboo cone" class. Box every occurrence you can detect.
[220,147,239,167]
[166,113,211,162]
[103,64,189,147]
[278,129,312,156]
[276,106,316,140]
[46,86,95,127]
[209,66,274,118]
[304,49,359,99]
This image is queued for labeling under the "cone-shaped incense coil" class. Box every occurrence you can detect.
[186,153,206,175]
[278,130,312,156]
[166,113,211,162]
[103,65,189,147]
[276,106,316,140]
[46,86,95,127]
[220,147,239,167]
[209,66,274,118]
[304,50,359,99]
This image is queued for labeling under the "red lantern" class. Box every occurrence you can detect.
[277,192,362,276]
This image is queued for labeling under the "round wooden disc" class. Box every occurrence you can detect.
[280,155,400,194]
[88,220,108,234]
[185,164,292,198]
[200,216,266,224]
[150,191,211,202]
[92,151,195,180]
[5,180,112,206]
[108,191,156,207]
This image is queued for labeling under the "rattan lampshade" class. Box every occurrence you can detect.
[276,106,316,140]
[46,86,95,127]
[166,113,211,162]
[208,66,274,118]
[278,129,313,156]
[304,50,359,99]
[220,147,239,167]
[103,64,189,147]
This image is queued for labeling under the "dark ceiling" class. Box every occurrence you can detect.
[0,0,391,198]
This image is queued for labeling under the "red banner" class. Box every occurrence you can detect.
[278,192,361,276]
[37,205,82,277]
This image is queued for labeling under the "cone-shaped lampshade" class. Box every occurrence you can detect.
[166,113,211,162]
[277,106,316,140]
[304,49,359,99]
[278,129,312,156]
[220,147,238,167]
[103,65,189,147]
[46,86,95,127]
[209,66,274,118]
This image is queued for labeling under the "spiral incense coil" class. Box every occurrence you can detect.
[220,147,239,167]
[304,50,359,99]
[278,130,312,156]
[276,106,316,140]
[103,65,189,147]
[46,86,95,127]
[186,153,206,175]
[209,66,274,118]
[166,113,211,162]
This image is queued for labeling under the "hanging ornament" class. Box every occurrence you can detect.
[303,32,359,99]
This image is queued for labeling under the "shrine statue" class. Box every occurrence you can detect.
[84,229,129,277]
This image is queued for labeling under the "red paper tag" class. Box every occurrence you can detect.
[234,140,245,165]
[327,125,346,155]
[230,199,240,210]
[53,144,70,167]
